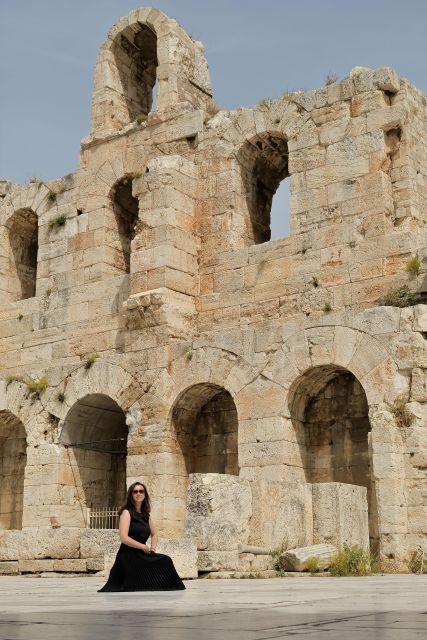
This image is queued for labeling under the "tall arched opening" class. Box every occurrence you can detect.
[61,394,127,510]
[8,208,38,300]
[110,176,139,274]
[113,23,158,122]
[172,384,239,475]
[0,410,27,530]
[289,365,378,548]
[239,133,290,244]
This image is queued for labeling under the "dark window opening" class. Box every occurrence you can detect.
[240,133,289,244]
[110,176,139,273]
[9,208,38,300]
[115,24,158,122]
[0,411,27,530]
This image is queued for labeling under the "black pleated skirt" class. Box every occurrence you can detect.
[98,546,186,592]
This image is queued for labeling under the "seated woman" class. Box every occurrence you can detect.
[98,482,185,592]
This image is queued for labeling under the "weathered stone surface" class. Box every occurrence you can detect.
[53,559,87,572]
[312,483,370,550]
[0,7,425,568]
[19,559,54,573]
[157,536,198,579]
[280,544,338,572]
[186,474,252,550]
[197,550,240,572]
[0,561,18,575]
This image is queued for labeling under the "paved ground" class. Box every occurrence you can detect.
[0,575,426,639]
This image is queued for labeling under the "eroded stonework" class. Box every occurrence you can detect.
[0,7,426,574]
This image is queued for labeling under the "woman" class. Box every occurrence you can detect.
[98,482,185,591]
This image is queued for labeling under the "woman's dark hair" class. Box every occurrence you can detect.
[119,482,151,520]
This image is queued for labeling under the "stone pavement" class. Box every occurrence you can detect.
[0,575,426,639]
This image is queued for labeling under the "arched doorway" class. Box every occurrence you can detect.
[172,384,239,475]
[61,394,127,510]
[289,365,378,547]
[0,410,27,529]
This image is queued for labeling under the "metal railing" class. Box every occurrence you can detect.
[87,506,120,529]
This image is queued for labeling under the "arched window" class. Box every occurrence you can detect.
[114,24,158,122]
[110,176,139,274]
[172,383,239,475]
[240,133,290,244]
[8,208,38,299]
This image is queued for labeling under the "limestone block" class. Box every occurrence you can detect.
[197,550,239,572]
[0,528,80,561]
[86,558,104,572]
[373,67,401,93]
[312,483,370,549]
[249,481,313,550]
[53,559,87,572]
[414,305,427,332]
[0,561,19,575]
[186,473,252,550]
[19,559,54,573]
[280,544,337,571]
[79,529,120,559]
[156,536,198,579]
[237,553,274,573]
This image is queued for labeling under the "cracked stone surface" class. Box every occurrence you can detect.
[0,575,426,639]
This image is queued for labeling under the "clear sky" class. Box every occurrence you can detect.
[1,1,426,238]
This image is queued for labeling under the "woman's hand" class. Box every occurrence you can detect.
[141,544,150,554]
[150,546,157,553]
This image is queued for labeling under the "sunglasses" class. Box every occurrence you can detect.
[132,489,145,494]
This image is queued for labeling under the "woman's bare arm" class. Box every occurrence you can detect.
[149,516,159,552]
[118,510,149,553]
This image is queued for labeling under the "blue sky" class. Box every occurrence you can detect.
[1,1,426,238]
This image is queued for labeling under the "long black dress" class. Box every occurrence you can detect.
[98,510,185,592]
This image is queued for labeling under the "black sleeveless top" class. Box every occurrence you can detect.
[126,510,151,544]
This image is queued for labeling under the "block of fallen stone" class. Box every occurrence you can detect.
[280,544,337,572]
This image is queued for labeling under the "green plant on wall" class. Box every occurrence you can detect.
[406,255,421,276]
[84,353,100,370]
[48,214,67,230]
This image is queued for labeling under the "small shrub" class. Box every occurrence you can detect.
[306,556,321,574]
[386,394,412,428]
[29,177,44,187]
[182,346,193,362]
[48,413,59,426]
[323,302,332,313]
[136,113,147,124]
[408,547,425,574]
[311,276,319,288]
[48,214,67,230]
[24,375,48,398]
[57,392,66,403]
[84,353,100,370]
[206,101,221,118]
[377,285,421,308]
[271,540,288,572]
[18,313,23,321]
[406,255,421,276]
[47,189,57,202]
[330,544,372,576]
[325,73,339,86]
[131,171,142,179]
[5,375,22,387]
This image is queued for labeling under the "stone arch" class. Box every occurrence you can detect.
[91,8,212,135]
[109,175,139,274]
[289,364,378,547]
[0,410,27,529]
[60,394,128,511]
[172,383,239,475]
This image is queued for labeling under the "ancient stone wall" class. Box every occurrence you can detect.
[0,7,426,571]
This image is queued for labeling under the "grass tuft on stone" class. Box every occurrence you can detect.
[376,285,421,308]
[329,544,373,576]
